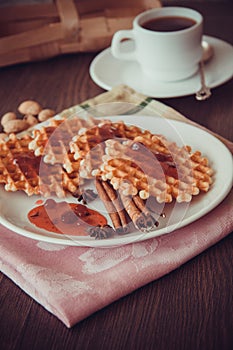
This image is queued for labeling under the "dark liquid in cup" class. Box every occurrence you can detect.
[141,16,196,32]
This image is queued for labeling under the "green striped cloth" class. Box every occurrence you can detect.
[59,84,232,151]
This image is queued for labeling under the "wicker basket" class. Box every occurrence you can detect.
[0,0,161,67]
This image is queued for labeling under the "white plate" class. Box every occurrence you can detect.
[90,35,233,98]
[0,115,232,247]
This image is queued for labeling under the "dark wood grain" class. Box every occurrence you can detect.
[0,2,232,350]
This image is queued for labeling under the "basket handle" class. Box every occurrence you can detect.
[56,0,80,42]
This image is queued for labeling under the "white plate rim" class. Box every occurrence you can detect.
[89,35,233,98]
[0,115,232,247]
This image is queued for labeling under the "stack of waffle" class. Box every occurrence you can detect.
[0,116,213,202]
[0,115,214,234]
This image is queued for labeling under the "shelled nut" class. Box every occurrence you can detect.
[1,112,17,127]
[23,114,38,126]
[3,119,29,133]
[38,108,56,122]
[1,99,57,135]
[18,100,42,116]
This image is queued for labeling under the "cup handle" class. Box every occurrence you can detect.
[111,30,136,61]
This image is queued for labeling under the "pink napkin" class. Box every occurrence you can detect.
[0,127,232,328]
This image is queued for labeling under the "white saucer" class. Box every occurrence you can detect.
[90,35,233,98]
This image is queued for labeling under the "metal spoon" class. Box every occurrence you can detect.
[195,41,214,101]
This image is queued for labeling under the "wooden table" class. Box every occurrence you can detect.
[0,2,232,349]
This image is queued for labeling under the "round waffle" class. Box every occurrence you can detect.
[69,120,151,177]
[0,133,82,197]
[93,138,213,203]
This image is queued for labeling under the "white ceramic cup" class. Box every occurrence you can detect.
[111,7,203,82]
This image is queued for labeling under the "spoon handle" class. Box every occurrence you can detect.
[195,61,211,101]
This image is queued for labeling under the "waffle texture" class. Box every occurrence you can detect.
[0,118,214,202]
[71,123,214,203]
